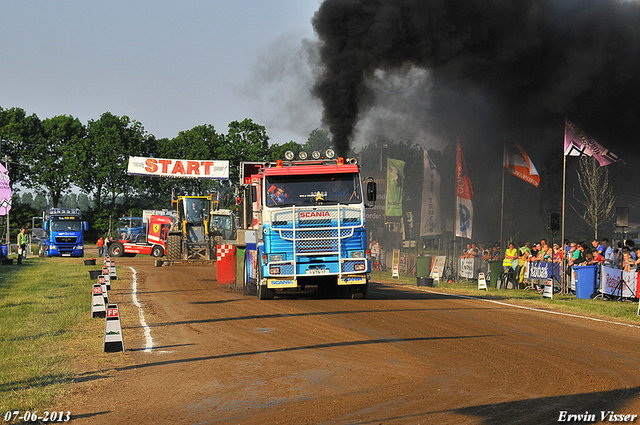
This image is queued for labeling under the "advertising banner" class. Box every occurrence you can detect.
[523,261,561,281]
[127,156,229,179]
[601,266,637,298]
[459,257,478,279]
[386,158,405,217]
[420,149,442,236]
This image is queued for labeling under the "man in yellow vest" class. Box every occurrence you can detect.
[17,228,27,265]
[503,242,517,273]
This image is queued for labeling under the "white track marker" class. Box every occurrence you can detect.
[130,267,154,352]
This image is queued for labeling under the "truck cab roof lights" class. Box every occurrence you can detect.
[325,149,335,159]
[284,150,295,161]
[337,157,344,165]
[276,159,283,167]
[311,150,321,160]
[298,151,308,160]
[348,157,357,165]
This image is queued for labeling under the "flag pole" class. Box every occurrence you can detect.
[500,144,505,251]
[561,140,567,294]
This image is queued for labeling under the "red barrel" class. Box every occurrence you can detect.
[216,245,237,285]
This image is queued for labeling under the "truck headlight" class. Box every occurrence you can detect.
[270,254,283,262]
[350,251,364,258]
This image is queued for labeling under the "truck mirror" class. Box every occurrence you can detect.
[251,186,257,203]
[44,222,48,231]
[84,222,88,231]
[366,182,377,202]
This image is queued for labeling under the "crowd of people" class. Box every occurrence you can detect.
[461,237,640,273]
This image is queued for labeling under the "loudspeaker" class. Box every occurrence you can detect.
[548,213,560,231]
[616,207,629,228]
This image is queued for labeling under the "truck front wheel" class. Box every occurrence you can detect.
[109,242,124,258]
[257,283,275,300]
[152,245,164,258]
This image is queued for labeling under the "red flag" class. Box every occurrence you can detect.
[503,142,540,187]
[455,141,473,239]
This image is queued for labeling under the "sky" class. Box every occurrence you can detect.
[0,0,324,145]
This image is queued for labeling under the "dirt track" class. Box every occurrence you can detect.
[66,256,640,424]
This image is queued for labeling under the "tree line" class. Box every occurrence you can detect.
[1,105,610,245]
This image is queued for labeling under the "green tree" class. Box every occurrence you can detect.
[224,119,270,180]
[303,129,331,155]
[154,124,223,196]
[82,112,147,208]
[0,107,41,186]
[268,140,304,161]
[24,115,85,207]
[33,193,49,212]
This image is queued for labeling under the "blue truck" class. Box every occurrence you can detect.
[117,216,144,242]
[42,208,88,257]
[240,150,377,300]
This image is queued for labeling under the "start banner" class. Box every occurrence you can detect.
[127,156,229,180]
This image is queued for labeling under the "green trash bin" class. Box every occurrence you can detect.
[489,260,503,288]
[416,256,432,278]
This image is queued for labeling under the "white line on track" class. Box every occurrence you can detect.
[406,285,640,330]
[130,266,154,352]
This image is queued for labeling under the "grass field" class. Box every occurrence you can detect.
[0,255,125,413]
[371,271,640,325]
[1,258,638,413]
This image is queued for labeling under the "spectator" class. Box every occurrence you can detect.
[592,239,604,253]
[519,242,532,262]
[626,240,637,260]
[492,243,502,260]
[540,239,552,262]
[503,242,518,273]
[601,238,615,265]
[553,244,562,263]
[481,244,491,261]
[97,236,104,257]
[370,240,380,264]
[17,228,27,265]
[568,242,585,267]
[622,250,634,272]
[590,248,604,265]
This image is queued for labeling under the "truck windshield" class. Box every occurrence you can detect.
[265,173,362,207]
[51,219,82,231]
[118,218,143,229]
[183,199,209,223]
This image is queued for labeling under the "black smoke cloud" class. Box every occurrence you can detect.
[311,0,640,157]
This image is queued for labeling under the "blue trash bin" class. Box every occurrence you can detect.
[573,265,598,299]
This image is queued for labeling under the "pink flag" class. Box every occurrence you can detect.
[0,163,11,215]
[564,118,622,166]
[503,142,540,187]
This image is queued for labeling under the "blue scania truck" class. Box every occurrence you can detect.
[42,208,88,257]
[240,150,376,300]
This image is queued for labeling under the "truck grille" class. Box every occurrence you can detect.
[55,236,77,244]
[269,206,363,255]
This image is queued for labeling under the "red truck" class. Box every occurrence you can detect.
[108,215,173,258]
